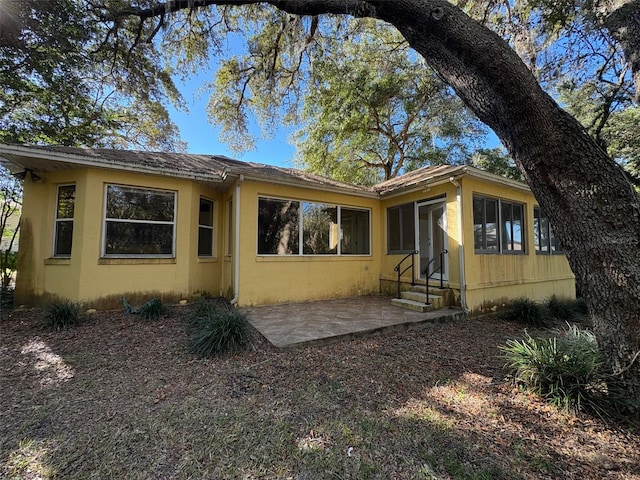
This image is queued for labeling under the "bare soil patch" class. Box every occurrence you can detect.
[1,305,638,479]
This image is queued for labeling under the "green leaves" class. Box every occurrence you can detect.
[0,0,184,150]
[500,324,635,416]
[293,18,485,184]
[46,300,83,331]
[187,298,250,357]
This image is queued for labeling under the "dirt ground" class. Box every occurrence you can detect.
[1,304,639,479]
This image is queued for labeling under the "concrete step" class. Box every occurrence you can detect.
[409,284,448,294]
[400,290,443,307]
[391,297,440,312]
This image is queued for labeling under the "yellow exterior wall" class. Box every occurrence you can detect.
[234,179,381,306]
[15,165,575,312]
[379,182,461,293]
[15,168,225,308]
[459,177,575,313]
[16,169,83,305]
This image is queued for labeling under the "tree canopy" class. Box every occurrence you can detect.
[291,18,485,184]
[0,0,185,150]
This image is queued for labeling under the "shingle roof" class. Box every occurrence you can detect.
[372,164,467,195]
[0,144,373,195]
[0,144,529,197]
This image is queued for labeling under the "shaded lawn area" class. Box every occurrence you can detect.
[1,305,639,479]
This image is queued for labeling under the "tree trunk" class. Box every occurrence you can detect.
[123,0,640,405]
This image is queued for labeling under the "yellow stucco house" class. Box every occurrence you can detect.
[0,144,575,313]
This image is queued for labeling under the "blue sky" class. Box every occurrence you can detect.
[168,66,296,168]
[168,65,503,170]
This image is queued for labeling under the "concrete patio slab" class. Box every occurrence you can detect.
[242,295,466,348]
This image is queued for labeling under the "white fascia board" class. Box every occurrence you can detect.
[378,169,467,199]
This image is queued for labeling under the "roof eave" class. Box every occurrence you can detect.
[377,165,530,198]
[0,144,226,184]
[240,172,378,199]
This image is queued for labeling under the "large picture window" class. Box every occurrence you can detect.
[198,198,214,257]
[473,195,525,254]
[54,184,75,257]
[257,197,370,255]
[387,203,415,253]
[534,206,562,254]
[103,185,176,257]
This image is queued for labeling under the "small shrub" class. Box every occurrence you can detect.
[546,296,589,321]
[122,296,165,320]
[498,298,550,327]
[137,298,165,321]
[46,300,82,331]
[571,298,589,316]
[187,301,249,357]
[500,324,632,416]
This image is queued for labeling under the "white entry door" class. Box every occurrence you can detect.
[417,201,448,280]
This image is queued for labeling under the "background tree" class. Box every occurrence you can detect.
[0,0,185,150]
[292,18,485,185]
[102,0,640,409]
[468,148,523,182]
[0,166,20,292]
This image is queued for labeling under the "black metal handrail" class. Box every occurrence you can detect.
[393,250,418,299]
[421,249,448,305]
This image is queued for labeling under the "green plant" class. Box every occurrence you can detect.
[500,324,633,416]
[122,296,165,320]
[46,300,82,331]
[137,298,165,321]
[498,298,550,327]
[187,302,249,357]
[546,296,589,321]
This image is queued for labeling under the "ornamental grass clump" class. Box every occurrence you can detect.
[122,296,166,321]
[46,300,82,331]
[137,298,165,321]
[545,296,589,322]
[500,324,632,417]
[187,299,249,357]
[498,298,550,327]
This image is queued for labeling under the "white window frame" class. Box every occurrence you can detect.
[101,184,177,258]
[53,184,76,258]
[473,194,526,255]
[198,197,214,257]
[257,195,372,256]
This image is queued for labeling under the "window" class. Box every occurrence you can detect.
[341,208,370,255]
[257,197,370,255]
[473,195,525,254]
[258,198,300,255]
[501,201,524,252]
[473,196,499,252]
[387,203,415,253]
[534,206,562,254]
[302,202,337,254]
[54,184,75,257]
[103,185,176,257]
[198,198,214,256]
